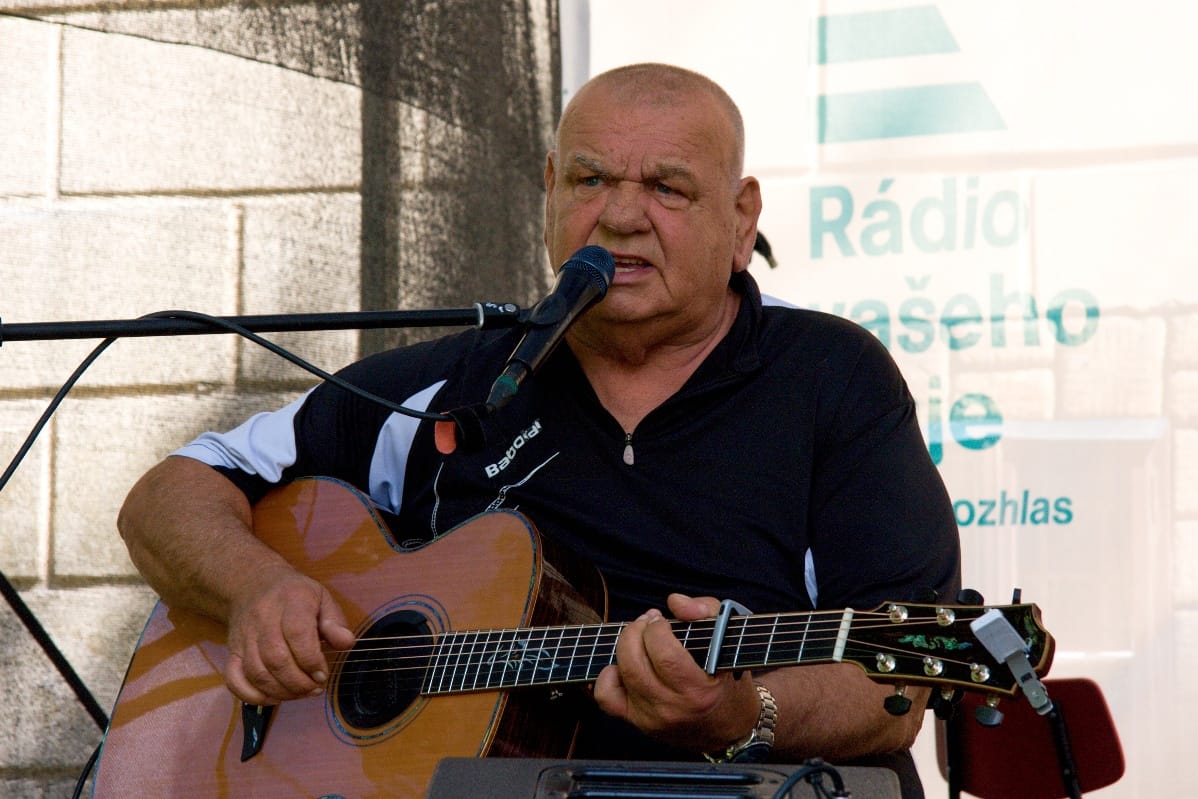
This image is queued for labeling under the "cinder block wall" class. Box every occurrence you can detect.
[0,15,360,795]
[0,7,557,795]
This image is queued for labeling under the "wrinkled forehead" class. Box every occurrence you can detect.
[558,83,740,181]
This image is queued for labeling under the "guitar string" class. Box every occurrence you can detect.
[318,611,997,660]
[320,637,995,694]
[319,614,999,664]
[316,615,1009,687]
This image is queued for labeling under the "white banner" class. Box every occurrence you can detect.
[581,1,1198,795]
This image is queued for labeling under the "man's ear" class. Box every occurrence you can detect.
[732,176,763,273]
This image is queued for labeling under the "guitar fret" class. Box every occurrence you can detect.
[425,632,447,693]
[580,623,617,681]
[464,632,483,694]
[449,632,467,693]
[760,611,837,667]
[583,624,600,681]
[525,628,552,685]
[485,629,505,689]
[689,619,715,671]
[429,632,450,694]
[731,616,747,669]
[798,612,811,664]
[454,631,474,692]
[550,626,568,683]
[765,614,779,664]
[584,624,607,681]
[518,630,535,686]
[564,624,582,683]
[531,628,553,686]
[511,629,535,686]
[541,628,561,684]
[443,631,464,693]
[456,631,475,692]
[432,610,857,695]
[488,628,515,689]
[461,631,482,692]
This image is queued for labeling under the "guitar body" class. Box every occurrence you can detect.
[94,477,606,798]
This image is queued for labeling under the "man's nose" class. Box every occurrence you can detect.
[599,181,651,234]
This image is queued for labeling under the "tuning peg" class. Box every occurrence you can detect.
[929,688,961,720]
[956,588,985,606]
[974,696,1004,727]
[884,685,912,716]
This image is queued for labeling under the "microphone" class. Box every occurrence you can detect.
[485,245,615,411]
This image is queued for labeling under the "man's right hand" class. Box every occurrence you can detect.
[224,568,356,705]
[118,456,356,705]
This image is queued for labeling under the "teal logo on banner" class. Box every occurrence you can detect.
[816,6,1004,142]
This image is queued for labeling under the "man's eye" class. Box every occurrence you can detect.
[655,182,675,195]
[580,175,603,187]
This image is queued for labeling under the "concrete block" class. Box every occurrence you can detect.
[1176,429,1198,516]
[1174,609,1198,726]
[953,366,1055,423]
[0,584,157,769]
[0,16,52,196]
[1057,313,1164,417]
[1176,520,1198,607]
[59,24,361,194]
[0,778,84,799]
[51,388,306,578]
[1168,370,1198,426]
[1170,312,1198,367]
[0,199,239,389]
[238,194,362,382]
[0,401,50,579]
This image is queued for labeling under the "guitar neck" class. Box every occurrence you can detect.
[422,610,847,695]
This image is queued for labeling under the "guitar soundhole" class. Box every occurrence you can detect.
[336,609,431,730]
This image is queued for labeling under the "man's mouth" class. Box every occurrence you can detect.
[613,256,652,273]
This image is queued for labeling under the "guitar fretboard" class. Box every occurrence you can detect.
[420,611,851,694]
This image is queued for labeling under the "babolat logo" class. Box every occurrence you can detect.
[485,420,543,478]
[816,5,1005,142]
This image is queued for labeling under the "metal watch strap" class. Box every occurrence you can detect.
[704,682,778,764]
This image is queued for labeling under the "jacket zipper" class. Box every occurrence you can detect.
[622,432,635,466]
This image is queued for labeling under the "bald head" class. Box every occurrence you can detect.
[558,63,746,182]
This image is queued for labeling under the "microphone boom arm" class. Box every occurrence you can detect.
[0,303,525,345]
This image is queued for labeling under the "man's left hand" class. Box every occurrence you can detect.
[593,593,762,752]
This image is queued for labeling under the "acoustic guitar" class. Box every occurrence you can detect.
[93,476,1053,798]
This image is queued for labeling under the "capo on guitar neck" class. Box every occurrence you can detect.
[704,599,753,677]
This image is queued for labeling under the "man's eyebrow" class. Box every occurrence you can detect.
[566,154,696,184]
[652,163,695,183]
[569,154,608,174]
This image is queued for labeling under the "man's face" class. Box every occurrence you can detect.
[543,83,759,344]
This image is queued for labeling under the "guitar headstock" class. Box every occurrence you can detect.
[844,601,1054,699]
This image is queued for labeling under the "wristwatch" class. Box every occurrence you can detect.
[704,682,778,764]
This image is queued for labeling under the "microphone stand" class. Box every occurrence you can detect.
[0,301,528,732]
[0,303,524,343]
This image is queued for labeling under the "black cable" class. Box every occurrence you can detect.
[0,308,467,790]
[754,231,779,268]
[71,742,101,799]
[0,335,117,733]
[144,310,452,422]
[769,760,849,799]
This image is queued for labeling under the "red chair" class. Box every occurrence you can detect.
[936,677,1124,799]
